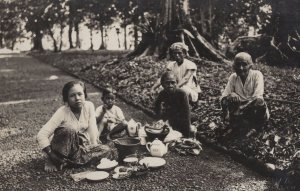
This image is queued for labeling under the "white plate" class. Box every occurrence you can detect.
[123,157,138,163]
[139,157,166,168]
[85,171,109,181]
[97,161,118,170]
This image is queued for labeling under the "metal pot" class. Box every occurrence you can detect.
[113,137,141,162]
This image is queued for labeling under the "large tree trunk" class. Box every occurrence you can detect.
[32,29,44,51]
[99,26,106,50]
[128,0,229,63]
[48,28,58,52]
[59,22,64,51]
[259,0,300,66]
[89,27,94,50]
[74,21,80,48]
[68,19,74,49]
[124,25,127,50]
[11,39,16,50]
[0,34,3,48]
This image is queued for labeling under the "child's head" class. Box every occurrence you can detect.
[101,88,116,109]
[160,71,177,92]
[62,81,87,109]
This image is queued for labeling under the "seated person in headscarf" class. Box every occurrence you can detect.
[151,42,201,103]
[220,52,270,132]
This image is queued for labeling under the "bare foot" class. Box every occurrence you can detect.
[57,162,67,171]
[44,159,58,172]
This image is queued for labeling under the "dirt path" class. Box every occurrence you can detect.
[0,54,283,191]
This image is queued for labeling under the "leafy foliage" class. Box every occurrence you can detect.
[0,0,24,49]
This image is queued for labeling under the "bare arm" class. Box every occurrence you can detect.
[87,102,98,145]
[154,93,163,120]
[37,107,64,149]
[251,71,264,100]
[96,108,106,124]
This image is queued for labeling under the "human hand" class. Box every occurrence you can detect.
[228,93,240,103]
[254,98,264,106]
[102,104,108,111]
[107,118,115,123]
[150,88,157,97]
[121,120,128,126]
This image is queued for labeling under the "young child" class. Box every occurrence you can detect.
[96,88,127,142]
[154,71,192,138]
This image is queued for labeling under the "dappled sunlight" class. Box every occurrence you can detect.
[224,179,269,191]
[0,69,14,72]
[0,128,22,141]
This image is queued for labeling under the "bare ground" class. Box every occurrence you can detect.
[0,54,283,191]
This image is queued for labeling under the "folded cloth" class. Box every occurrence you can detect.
[70,171,93,182]
[164,128,182,143]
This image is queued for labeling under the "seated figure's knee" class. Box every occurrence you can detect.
[220,97,228,110]
[53,127,76,137]
[254,98,265,106]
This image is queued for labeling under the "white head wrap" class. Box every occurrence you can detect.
[169,42,189,52]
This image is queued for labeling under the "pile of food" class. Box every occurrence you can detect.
[96,158,118,170]
[112,164,149,179]
[169,138,203,156]
[145,120,169,133]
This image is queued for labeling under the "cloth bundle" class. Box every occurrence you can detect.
[169,138,202,155]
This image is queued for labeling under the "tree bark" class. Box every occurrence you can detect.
[0,34,3,48]
[68,19,74,49]
[134,25,139,49]
[129,0,229,63]
[59,22,64,52]
[48,28,58,52]
[89,27,94,50]
[124,25,127,50]
[260,0,300,66]
[74,21,80,48]
[32,29,44,51]
[99,26,106,50]
[10,39,16,50]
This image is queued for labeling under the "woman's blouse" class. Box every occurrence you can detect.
[37,101,98,149]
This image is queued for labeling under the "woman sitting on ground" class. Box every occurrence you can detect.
[37,81,115,172]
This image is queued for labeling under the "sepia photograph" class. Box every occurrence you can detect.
[0,0,299,190]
